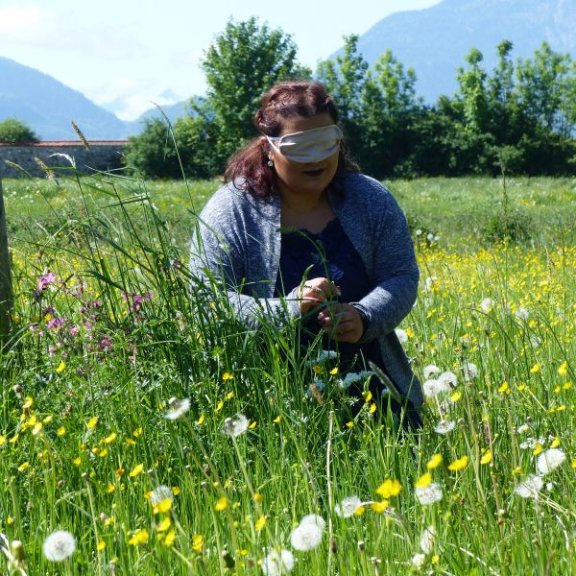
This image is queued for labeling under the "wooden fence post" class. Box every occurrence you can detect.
[0,174,14,348]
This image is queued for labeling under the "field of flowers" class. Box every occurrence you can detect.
[1,174,575,575]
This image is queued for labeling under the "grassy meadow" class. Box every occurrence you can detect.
[0,173,576,575]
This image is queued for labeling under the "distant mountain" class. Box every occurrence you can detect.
[351,0,576,102]
[136,99,193,124]
[0,56,134,140]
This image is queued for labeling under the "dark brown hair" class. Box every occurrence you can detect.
[224,80,359,198]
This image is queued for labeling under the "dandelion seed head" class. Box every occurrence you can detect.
[165,398,191,420]
[334,496,363,518]
[438,371,458,388]
[422,379,451,398]
[262,549,295,575]
[221,413,249,438]
[395,328,408,343]
[461,362,478,381]
[299,514,326,531]
[536,448,566,475]
[423,364,440,379]
[339,371,373,389]
[43,530,76,562]
[480,298,494,313]
[290,522,323,551]
[411,553,427,569]
[515,474,544,499]
[515,307,529,321]
[434,419,456,435]
[415,483,443,506]
[419,525,436,554]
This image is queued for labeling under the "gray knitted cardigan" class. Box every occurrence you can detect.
[189,172,423,408]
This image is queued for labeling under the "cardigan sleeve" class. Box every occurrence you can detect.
[188,186,300,330]
[340,178,419,343]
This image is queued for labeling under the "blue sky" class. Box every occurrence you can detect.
[0,0,441,120]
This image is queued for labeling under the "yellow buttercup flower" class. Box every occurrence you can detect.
[156,517,172,532]
[427,454,443,470]
[87,416,99,429]
[163,529,176,547]
[128,529,149,546]
[448,455,469,472]
[102,432,118,444]
[192,534,204,553]
[371,500,389,513]
[415,473,432,489]
[558,361,568,377]
[129,463,144,478]
[153,498,173,514]
[255,515,267,531]
[376,479,402,499]
[480,449,493,465]
[215,497,228,511]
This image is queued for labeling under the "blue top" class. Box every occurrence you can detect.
[189,172,423,408]
[275,217,382,373]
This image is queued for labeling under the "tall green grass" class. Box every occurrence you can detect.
[0,172,575,575]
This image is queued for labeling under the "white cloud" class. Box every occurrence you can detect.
[85,77,183,120]
[0,5,145,60]
[0,6,45,38]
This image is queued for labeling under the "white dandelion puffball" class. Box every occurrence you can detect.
[515,307,530,321]
[411,553,427,569]
[395,328,408,343]
[422,379,451,399]
[437,371,458,388]
[334,496,363,518]
[423,364,441,379]
[43,530,76,561]
[262,549,295,575]
[480,298,494,313]
[415,483,443,506]
[151,484,173,505]
[536,448,566,475]
[299,514,326,531]
[164,397,191,420]
[222,413,249,438]
[434,419,456,435]
[290,521,323,551]
[514,475,544,499]
[461,362,478,381]
[339,370,373,389]
[419,525,436,554]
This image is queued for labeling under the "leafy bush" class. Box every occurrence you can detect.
[0,118,39,143]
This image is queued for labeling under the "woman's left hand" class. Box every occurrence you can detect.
[317,303,364,344]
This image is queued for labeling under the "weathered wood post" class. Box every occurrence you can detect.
[0,174,14,348]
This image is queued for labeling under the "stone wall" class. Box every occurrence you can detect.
[0,141,127,178]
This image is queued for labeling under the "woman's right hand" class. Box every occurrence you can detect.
[298,277,339,314]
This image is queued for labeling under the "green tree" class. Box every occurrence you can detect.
[316,35,368,124]
[0,118,38,143]
[350,51,420,177]
[123,118,183,179]
[515,42,576,136]
[201,17,310,166]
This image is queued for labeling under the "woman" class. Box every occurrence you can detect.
[189,80,423,426]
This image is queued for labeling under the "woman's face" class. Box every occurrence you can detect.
[268,114,340,202]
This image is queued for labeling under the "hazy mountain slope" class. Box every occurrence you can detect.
[354,0,576,102]
[0,56,130,140]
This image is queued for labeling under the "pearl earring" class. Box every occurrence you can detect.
[267,158,274,167]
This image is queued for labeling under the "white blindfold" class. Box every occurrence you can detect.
[266,125,343,163]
